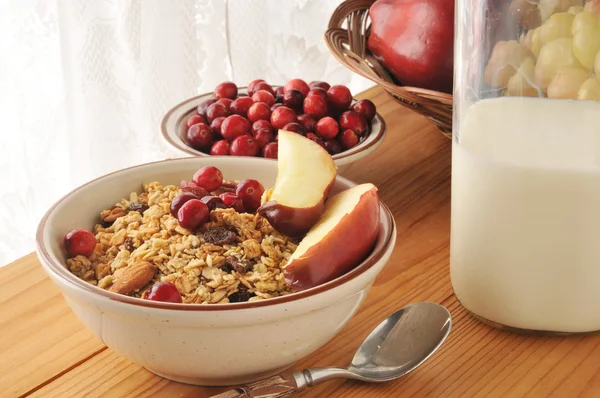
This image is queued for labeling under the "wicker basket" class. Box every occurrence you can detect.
[325,0,453,138]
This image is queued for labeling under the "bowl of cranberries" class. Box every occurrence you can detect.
[161,79,386,171]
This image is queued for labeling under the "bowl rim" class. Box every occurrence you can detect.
[36,157,396,312]
[160,86,387,162]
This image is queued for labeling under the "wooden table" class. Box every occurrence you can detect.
[3,86,600,398]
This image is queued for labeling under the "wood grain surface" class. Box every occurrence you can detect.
[2,87,600,398]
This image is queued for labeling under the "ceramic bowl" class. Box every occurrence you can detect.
[160,87,387,174]
[36,157,396,386]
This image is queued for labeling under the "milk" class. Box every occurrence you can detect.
[451,97,600,333]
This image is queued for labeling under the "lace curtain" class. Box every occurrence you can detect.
[0,0,374,266]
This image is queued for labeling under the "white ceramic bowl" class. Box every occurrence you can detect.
[160,88,387,174]
[36,157,396,386]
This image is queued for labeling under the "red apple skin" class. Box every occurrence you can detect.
[283,187,380,291]
[367,0,454,93]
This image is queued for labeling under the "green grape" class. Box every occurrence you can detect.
[531,28,543,57]
[573,26,600,69]
[507,57,542,97]
[535,38,582,89]
[577,77,600,99]
[541,12,575,43]
[547,66,590,98]
[571,11,599,35]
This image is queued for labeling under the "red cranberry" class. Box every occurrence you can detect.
[275,86,284,96]
[252,82,275,96]
[230,135,260,157]
[270,106,298,129]
[270,103,283,112]
[339,129,359,149]
[186,114,206,128]
[177,199,210,230]
[351,99,377,121]
[251,90,276,106]
[214,82,238,99]
[310,81,331,91]
[306,132,325,148]
[210,139,230,156]
[230,97,255,117]
[192,166,223,191]
[262,142,278,159]
[186,123,213,150]
[200,195,226,210]
[180,180,209,198]
[284,79,310,97]
[247,79,265,95]
[217,98,233,109]
[307,88,327,101]
[64,229,96,257]
[219,192,245,212]
[303,95,328,119]
[339,111,368,136]
[282,122,305,135]
[206,102,231,123]
[197,98,217,117]
[297,114,317,132]
[210,116,226,137]
[252,120,274,135]
[247,102,271,122]
[283,89,304,110]
[324,139,342,155]
[254,129,274,147]
[146,282,182,303]
[221,115,251,141]
[235,179,265,212]
[170,192,199,218]
[326,85,352,110]
[315,117,339,140]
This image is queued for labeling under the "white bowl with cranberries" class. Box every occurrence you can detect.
[161,79,386,171]
[35,157,396,386]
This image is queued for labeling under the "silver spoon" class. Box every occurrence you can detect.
[211,302,452,398]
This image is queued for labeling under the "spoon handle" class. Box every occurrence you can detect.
[208,373,299,398]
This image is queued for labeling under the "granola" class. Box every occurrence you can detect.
[66,182,298,304]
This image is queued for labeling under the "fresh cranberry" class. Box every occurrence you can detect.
[247,79,266,95]
[307,87,327,101]
[297,114,317,132]
[197,98,217,118]
[177,199,210,230]
[351,99,377,121]
[192,166,223,191]
[230,135,260,157]
[180,180,209,198]
[230,97,254,117]
[252,120,274,135]
[283,89,304,110]
[339,129,359,149]
[210,116,226,137]
[310,81,331,91]
[262,142,278,159]
[252,82,275,96]
[146,282,182,303]
[282,122,305,135]
[326,85,352,111]
[324,139,342,155]
[217,98,233,109]
[235,179,265,212]
[221,115,251,141]
[270,106,298,129]
[270,103,283,112]
[64,229,96,257]
[284,79,310,97]
[219,192,245,212]
[306,132,325,148]
[200,195,226,210]
[186,123,213,150]
[315,117,339,140]
[210,140,230,156]
[206,102,231,123]
[186,114,206,128]
[170,192,199,218]
[254,129,274,147]
[247,102,271,122]
[303,95,328,119]
[275,86,284,96]
[339,111,368,136]
[214,82,238,99]
[251,90,276,106]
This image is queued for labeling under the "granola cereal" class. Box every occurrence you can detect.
[66,182,298,304]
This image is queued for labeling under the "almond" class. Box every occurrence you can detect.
[108,261,157,295]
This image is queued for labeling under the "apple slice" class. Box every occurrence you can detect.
[258,130,337,237]
[284,183,380,291]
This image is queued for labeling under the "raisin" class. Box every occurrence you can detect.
[221,256,250,274]
[124,238,135,252]
[129,202,149,214]
[228,288,254,303]
[202,226,238,245]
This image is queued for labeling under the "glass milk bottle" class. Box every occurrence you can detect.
[451,0,600,333]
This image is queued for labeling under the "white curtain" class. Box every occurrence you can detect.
[0,0,374,266]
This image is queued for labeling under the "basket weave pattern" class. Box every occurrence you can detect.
[325,0,453,138]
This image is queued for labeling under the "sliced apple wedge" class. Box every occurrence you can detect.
[257,130,337,237]
[284,183,380,291]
